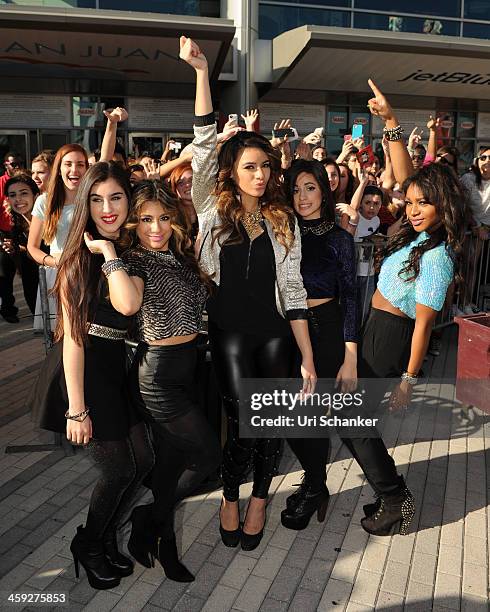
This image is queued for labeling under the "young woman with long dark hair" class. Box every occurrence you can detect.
[3,174,42,314]
[121,180,220,582]
[348,81,468,535]
[182,36,316,551]
[30,162,154,589]
[28,144,89,331]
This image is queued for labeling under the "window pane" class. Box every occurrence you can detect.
[463,22,490,40]
[259,4,350,39]
[98,0,219,15]
[354,13,460,36]
[260,0,349,6]
[355,0,461,18]
[464,0,490,20]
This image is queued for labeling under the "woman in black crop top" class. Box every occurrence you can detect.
[29,162,154,590]
[121,180,220,583]
[281,160,410,535]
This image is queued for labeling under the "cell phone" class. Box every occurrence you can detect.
[314,127,324,137]
[272,127,299,141]
[169,142,182,152]
[228,113,238,125]
[352,124,363,139]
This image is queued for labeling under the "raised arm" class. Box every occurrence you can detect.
[180,35,218,214]
[426,115,440,162]
[367,79,413,185]
[83,233,143,315]
[99,107,128,163]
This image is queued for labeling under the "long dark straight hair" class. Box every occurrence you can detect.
[380,163,468,287]
[53,162,132,345]
[285,159,336,223]
[43,144,88,245]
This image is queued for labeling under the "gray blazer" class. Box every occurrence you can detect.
[191,123,307,319]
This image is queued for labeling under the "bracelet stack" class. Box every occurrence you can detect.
[383,125,404,142]
[401,371,418,386]
[101,258,125,277]
[65,408,90,422]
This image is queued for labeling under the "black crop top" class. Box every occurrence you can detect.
[299,220,358,343]
[207,224,290,336]
[122,246,207,342]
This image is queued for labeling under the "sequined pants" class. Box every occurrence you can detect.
[209,322,294,501]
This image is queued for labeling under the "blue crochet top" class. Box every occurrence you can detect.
[377,232,454,319]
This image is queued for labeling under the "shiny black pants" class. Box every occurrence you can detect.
[288,302,403,496]
[84,421,154,540]
[135,340,221,536]
[209,322,293,501]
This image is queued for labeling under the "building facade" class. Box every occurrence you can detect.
[1,0,490,169]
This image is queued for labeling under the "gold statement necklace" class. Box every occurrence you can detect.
[241,206,264,241]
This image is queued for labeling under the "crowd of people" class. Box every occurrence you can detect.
[0,35,488,591]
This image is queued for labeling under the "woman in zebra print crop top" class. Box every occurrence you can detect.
[121,180,221,583]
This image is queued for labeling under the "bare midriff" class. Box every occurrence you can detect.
[148,333,198,346]
[371,289,408,319]
[307,297,334,308]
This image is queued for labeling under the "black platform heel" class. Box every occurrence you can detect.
[70,525,121,590]
[103,527,134,577]
[361,485,415,536]
[127,506,157,569]
[157,535,194,582]
[219,499,241,548]
[281,484,330,531]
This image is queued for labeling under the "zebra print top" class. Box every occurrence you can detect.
[122,246,207,342]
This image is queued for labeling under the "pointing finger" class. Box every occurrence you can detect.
[367,78,382,97]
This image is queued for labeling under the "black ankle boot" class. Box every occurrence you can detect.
[361,485,415,536]
[103,528,134,577]
[219,498,241,548]
[363,476,410,518]
[127,505,157,569]
[157,535,194,582]
[70,526,121,590]
[281,483,329,531]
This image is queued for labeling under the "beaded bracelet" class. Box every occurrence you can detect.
[101,257,125,277]
[65,408,90,422]
[383,125,404,142]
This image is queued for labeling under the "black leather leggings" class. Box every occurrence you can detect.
[135,340,221,536]
[209,322,293,501]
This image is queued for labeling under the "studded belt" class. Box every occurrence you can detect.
[87,323,127,340]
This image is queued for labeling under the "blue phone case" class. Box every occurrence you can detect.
[352,124,363,139]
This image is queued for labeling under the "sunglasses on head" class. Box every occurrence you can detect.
[437,156,452,166]
[479,154,490,162]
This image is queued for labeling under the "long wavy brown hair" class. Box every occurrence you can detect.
[378,163,468,287]
[43,144,88,245]
[53,162,132,345]
[123,180,212,290]
[212,131,295,253]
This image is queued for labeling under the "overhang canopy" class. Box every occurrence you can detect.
[272,26,490,100]
[0,6,234,87]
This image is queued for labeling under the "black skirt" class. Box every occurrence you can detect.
[29,336,140,441]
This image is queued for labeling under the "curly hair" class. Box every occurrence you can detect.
[379,163,468,287]
[212,131,295,252]
[123,180,211,290]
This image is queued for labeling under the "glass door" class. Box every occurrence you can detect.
[0,131,29,171]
